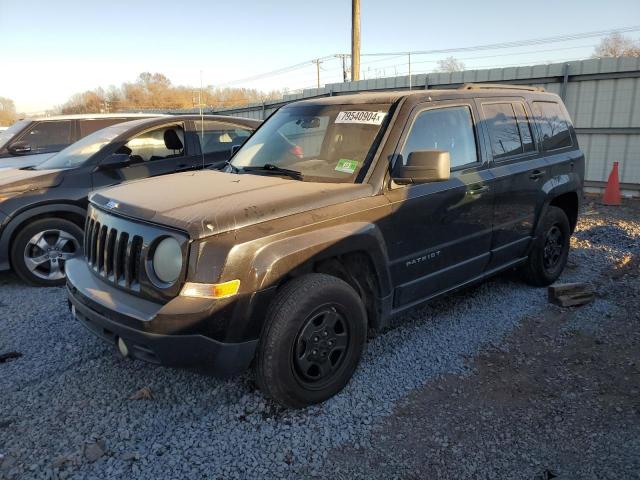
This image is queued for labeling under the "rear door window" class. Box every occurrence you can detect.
[18,120,73,154]
[482,103,524,160]
[532,101,572,151]
[401,105,478,169]
[79,118,132,137]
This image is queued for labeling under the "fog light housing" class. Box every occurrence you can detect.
[180,279,241,299]
[117,337,129,357]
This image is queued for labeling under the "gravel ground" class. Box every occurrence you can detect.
[1,198,638,479]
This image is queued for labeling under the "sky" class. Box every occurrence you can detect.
[1,0,639,114]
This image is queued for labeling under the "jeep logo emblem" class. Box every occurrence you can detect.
[105,200,118,209]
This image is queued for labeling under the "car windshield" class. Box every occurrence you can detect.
[230,104,391,182]
[34,122,133,170]
[0,120,30,149]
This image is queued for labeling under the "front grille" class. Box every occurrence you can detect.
[85,217,144,291]
[83,204,189,300]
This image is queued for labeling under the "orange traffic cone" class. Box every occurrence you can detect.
[602,161,621,206]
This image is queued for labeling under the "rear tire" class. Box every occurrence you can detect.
[520,206,571,287]
[255,273,367,408]
[11,218,83,287]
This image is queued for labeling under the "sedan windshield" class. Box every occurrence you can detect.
[35,121,133,170]
[0,120,30,149]
[231,104,391,182]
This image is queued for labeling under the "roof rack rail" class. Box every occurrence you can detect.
[458,83,545,92]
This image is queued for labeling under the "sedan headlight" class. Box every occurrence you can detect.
[152,237,183,284]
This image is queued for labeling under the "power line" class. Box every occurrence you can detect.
[216,25,639,88]
[353,25,640,57]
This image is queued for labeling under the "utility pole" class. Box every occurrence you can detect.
[312,59,323,88]
[335,54,349,82]
[351,0,360,81]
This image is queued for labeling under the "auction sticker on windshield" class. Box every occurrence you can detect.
[335,158,358,174]
[335,111,386,125]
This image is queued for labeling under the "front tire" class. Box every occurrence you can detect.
[520,206,571,286]
[255,274,367,408]
[11,218,83,287]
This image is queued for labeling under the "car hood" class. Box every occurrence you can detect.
[0,168,64,195]
[91,170,374,240]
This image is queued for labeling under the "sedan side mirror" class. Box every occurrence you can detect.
[392,150,450,185]
[8,141,32,156]
[99,153,131,170]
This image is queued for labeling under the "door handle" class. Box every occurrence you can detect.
[529,169,545,180]
[467,185,489,195]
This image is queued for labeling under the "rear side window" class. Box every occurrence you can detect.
[194,120,252,155]
[79,118,130,137]
[532,101,572,151]
[402,105,478,169]
[482,103,524,160]
[19,120,73,154]
[513,103,534,153]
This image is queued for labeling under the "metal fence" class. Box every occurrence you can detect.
[178,57,640,194]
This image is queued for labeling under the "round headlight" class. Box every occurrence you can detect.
[152,237,183,284]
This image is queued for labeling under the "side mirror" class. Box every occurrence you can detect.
[392,150,450,185]
[99,153,131,170]
[8,141,31,156]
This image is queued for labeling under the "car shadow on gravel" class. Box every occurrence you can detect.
[0,270,21,286]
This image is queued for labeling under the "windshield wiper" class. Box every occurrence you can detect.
[241,163,303,180]
[221,160,239,173]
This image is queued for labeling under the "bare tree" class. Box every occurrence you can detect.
[0,97,18,126]
[56,73,285,113]
[437,56,466,73]
[592,33,640,58]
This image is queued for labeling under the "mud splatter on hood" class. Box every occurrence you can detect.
[91,170,373,239]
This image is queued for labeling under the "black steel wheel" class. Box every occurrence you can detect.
[542,225,564,270]
[292,304,350,389]
[256,273,367,408]
[520,206,571,286]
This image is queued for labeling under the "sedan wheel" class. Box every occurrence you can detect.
[23,229,79,282]
[11,217,84,286]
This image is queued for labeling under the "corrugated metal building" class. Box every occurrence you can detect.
[184,57,640,195]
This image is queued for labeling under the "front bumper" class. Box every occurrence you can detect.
[66,258,260,377]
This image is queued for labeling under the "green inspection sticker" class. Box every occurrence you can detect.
[335,158,358,174]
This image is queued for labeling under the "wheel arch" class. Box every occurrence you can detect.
[245,222,393,329]
[537,173,582,235]
[549,191,579,233]
[0,203,87,269]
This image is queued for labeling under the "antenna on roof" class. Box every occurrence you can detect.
[200,70,205,170]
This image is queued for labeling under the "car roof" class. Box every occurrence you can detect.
[20,113,166,122]
[290,84,560,107]
[92,114,261,137]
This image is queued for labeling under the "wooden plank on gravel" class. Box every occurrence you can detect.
[548,283,595,307]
